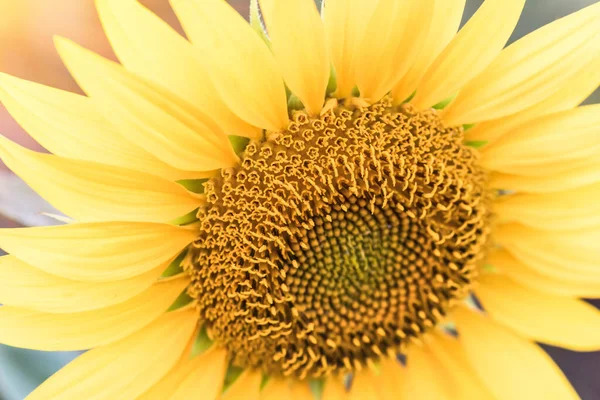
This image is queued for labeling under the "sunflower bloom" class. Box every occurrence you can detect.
[0,0,599,398]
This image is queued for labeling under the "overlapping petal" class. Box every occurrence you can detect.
[221,370,262,400]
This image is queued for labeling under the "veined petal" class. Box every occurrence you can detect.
[322,0,380,98]
[0,277,186,351]
[490,156,600,193]
[264,0,329,116]
[391,0,466,104]
[486,249,600,298]
[348,369,380,400]
[0,255,168,313]
[0,73,208,181]
[95,0,259,138]
[55,37,238,172]
[355,0,435,104]
[0,221,195,282]
[260,378,292,400]
[493,183,600,231]
[0,137,200,223]
[26,309,198,400]
[402,344,452,399]
[443,3,600,125]
[481,105,600,174]
[322,377,348,400]
[453,308,579,400]
[494,223,600,276]
[221,370,262,400]
[411,0,525,109]
[465,54,600,144]
[426,333,495,399]
[165,348,228,400]
[170,0,289,131]
[476,273,600,351]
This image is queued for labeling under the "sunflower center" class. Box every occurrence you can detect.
[186,98,491,379]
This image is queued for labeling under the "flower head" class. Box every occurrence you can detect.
[0,0,599,398]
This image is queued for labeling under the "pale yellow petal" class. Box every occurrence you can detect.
[262,0,329,115]
[0,137,200,223]
[426,333,495,399]
[0,73,208,181]
[0,255,168,313]
[494,223,600,277]
[493,183,600,231]
[490,157,600,193]
[453,307,579,400]
[481,105,600,174]
[476,273,600,351]
[0,277,186,351]
[322,0,380,98]
[26,309,198,400]
[322,377,348,400]
[443,3,600,125]
[0,221,195,281]
[170,0,288,131]
[402,344,452,400]
[259,378,292,400]
[95,0,259,138]
[348,369,380,400]
[411,0,525,109]
[221,370,262,400]
[465,54,600,144]
[55,37,238,172]
[487,249,600,298]
[168,348,228,400]
[391,0,466,104]
[355,0,435,103]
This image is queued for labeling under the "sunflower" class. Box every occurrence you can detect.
[0,0,599,398]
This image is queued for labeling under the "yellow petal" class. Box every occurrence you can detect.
[168,348,228,400]
[222,370,262,400]
[0,221,195,281]
[95,0,259,138]
[481,105,600,174]
[490,157,600,193]
[26,309,198,400]
[487,249,600,298]
[322,0,380,98]
[322,377,348,400]
[55,37,238,172]
[355,0,435,103]
[0,137,200,223]
[426,333,495,399]
[465,54,600,144]
[0,73,208,181]
[259,378,292,400]
[290,381,314,400]
[391,0,466,104]
[453,307,579,400]
[402,344,452,400]
[348,369,380,400]
[376,357,406,400]
[267,0,329,115]
[0,255,168,313]
[493,183,600,231]
[170,0,288,131]
[476,273,600,351]
[0,277,186,351]
[443,3,600,125]
[411,0,525,109]
[494,223,600,277]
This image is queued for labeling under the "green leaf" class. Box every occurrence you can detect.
[191,326,214,357]
[167,290,193,311]
[221,365,245,393]
[161,250,187,278]
[228,135,250,155]
[260,374,271,391]
[177,179,208,194]
[463,123,476,132]
[288,94,305,111]
[465,140,489,150]
[402,90,417,104]
[326,64,337,95]
[170,208,199,226]
[309,378,326,400]
[432,94,456,110]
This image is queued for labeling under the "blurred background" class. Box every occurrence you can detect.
[0,0,598,398]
